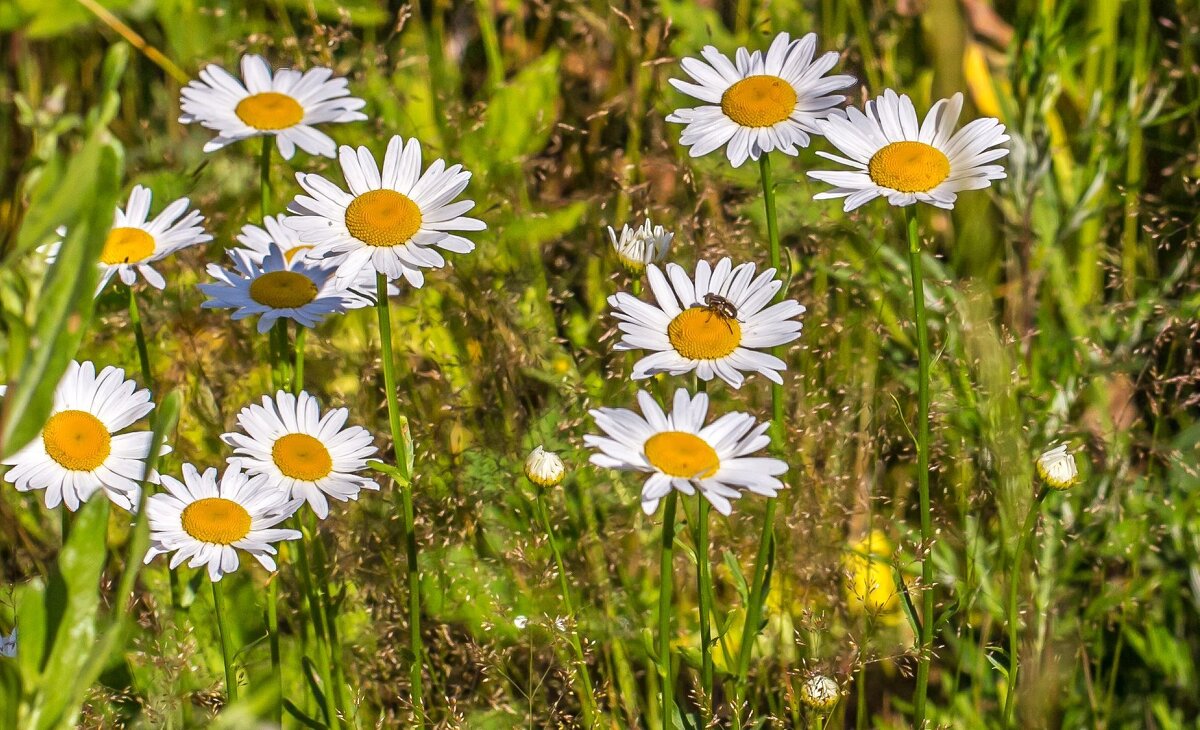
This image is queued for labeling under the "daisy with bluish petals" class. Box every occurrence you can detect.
[180,54,367,160]
[198,243,356,333]
[585,388,788,515]
[608,257,805,388]
[234,214,396,304]
[1,361,169,511]
[807,90,1010,210]
[221,390,379,519]
[285,135,486,288]
[44,185,211,296]
[144,463,302,582]
[666,32,855,168]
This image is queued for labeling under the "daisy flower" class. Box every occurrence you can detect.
[1,360,169,512]
[198,243,356,333]
[234,214,396,304]
[608,219,673,273]
[608,257,805,388]
[0,629,15,658]
[180,54,367,160]
[1036,444,1079,490]
[525,446,566,488]
[221,390,379,519]
[285,135,486,288]
[800,674,840,711]
[666,32,855,167]
[144,463,302,582]
[45,185,211,295]
[585,388,788,515]
[807,90,1010,211]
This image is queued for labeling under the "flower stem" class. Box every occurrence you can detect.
[128,285,184,612]
[127,285,152,386]
[696,493,714,722]
[259,137,272,221]
[735,151,784,700]
[906,205,934,728]
[266,576,281,724]
[376,273,426,726]
[1003,486,1049,726]
[534,483,598,725]
[293,324,306,394]
[211,580,238,702]
[658,490,679,730]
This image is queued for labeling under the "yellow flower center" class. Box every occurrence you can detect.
[867,141,951,193]
[667,306,742,360]
[283,245,314,264]
[248,271,319,309]
[720,75,797,128]
[100,227,155,265]
[344,189,423,247]
[272,433,333,481]
[644,431,720,479]
[181,498,252,544]
[235,92,305,131]
[42,410,111,471]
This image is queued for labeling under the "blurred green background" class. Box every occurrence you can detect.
[1,0,1198,727]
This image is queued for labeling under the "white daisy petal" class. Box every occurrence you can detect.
[586,388,788,515]
[667,32,855,167]
[1,360,165,512]
[144,463,302,581]
[608,257,804,388]
[180,54,366,159]
[808,90,1008,210]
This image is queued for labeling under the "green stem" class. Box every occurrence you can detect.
[267,576,281,725]
[293,325,306,394]
[211,580,238,702]
[293,519,340,727]
[376,273,426,726]
[658,491,679,730]
[129,285,183,612]
[127,285,152,386]
[260,136,272,221]
[906,205,934,728]
[735,152,784,704]
[697,493,714,722]
[535,484,598,726]
[1003,486,1049,726]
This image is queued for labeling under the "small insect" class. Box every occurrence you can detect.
[702,293,738,320]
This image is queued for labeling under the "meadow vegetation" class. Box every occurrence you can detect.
[0,0,1198,728]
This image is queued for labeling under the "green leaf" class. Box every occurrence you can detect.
[0,134,122,459]
[460,51,561,172]
[722,550,750,603]
[23,498,110,729]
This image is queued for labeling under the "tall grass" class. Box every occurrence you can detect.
[1,1,1198,728]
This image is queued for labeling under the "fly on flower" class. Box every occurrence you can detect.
[607,258,805,388]
[44,185,211,296]
[667,32,855,167]
[180,54,367,159]
[585,388,788,515]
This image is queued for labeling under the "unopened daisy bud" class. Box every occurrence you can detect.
[1036,444,1079,490]
[607,219,673,273]
[799,673,840,712]
[525,446,566,487]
